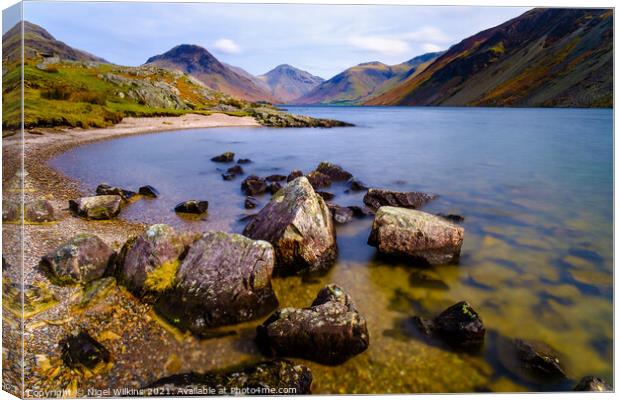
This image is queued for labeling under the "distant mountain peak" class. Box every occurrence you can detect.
[258,64,324,103]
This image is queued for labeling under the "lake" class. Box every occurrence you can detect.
[50,106,613,393]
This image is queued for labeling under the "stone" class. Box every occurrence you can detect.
[241,175,268,196]
[437,213,465,223]
[305,171,332,189]
[512,339,567,379]
[96,183,137,201]
[69,195,122,220]
[413,301,485,348]
[243,177,337,275]
[256,284,369,365]
[227,165,244,175]
[211,152,235,162]
[265,174,287,182]
[268,182,283,195]
[139,185,160,198]
[245,196,259,209]
[25,200,56,222]
[347,178,368,192]
[327,203,353,224]
[144,360,312,395]
[155,232,278,334]
[348,205,373,217]
[237,158,252,164]
[222,173,235,181]
[60,330,110,370]
[40,234,115,285]
[174,200,209,214]
[573,376,612,391]
[2,200,19,222]
[316,191,335,201]
[315,162,352,181]
[287,169,304,182]
[363,188,437,210]
[368,206,464,265]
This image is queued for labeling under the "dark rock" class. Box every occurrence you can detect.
[211,151,235,162]
[96,183,137,201]
[243,177,337,275]
[238,213,258,223]
[287,169,304,182]
[348,205,373,217]
[268,182,283,195]
[305,171,332,189]
[511,339,567,380]
[2,256,8,271]
[155,232,278,334]
[245,196,258,209]
[256,284,369,365]
[414,301,485,348]
[25,200,56,222]
[574,376,612,391]
[316,191,335,201]
[327,203,353,224]
[40,234,115,285]
[409,270,450,290]
[265,174,287,182]
[368,207,464,265]
[222,173,235,181]
[363,188,437,210]
[174,200,209,214]
[139,185,160,198]
[144,360,312,395]
[69,195,122,220]
[347,178,368,192]
[241,175,268,196]
[315,162,352,181]
[237,158,252,164]
[437,213,465,223]
[227,165,244,175]
[117,224,197,297]
[60,330,110,370]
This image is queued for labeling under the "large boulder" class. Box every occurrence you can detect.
[144,360,312,395]
[69,195,122,220]
[40,234,115,285]
[414,301,485,349]
[243,177,337,275]
[155,232,278,335]
[363,188,437,210]
[368,206,464,265]
[315,162,352,181]
[256,284,369,365]
[116,224,196,297]
[574,376,612,391]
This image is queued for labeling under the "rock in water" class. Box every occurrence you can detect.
[144,360,312,395]
[25,200,56,222]
[60,330,110,370]
[287,169,304,182]
[368,206,464,265]
[574,376,612,391]
[243,177,337,275]
[174,200,209,214]
[316,191,335,201]
[265,174,287,182]
[96,183,137,201]
[315,162,352,181]
[117,224,196,297]
[244,196,259,209]
[256,284,369,365]
[413,301,485,348]
[363,188,437,210]
[139,185,159,198]
[513,339,567,380]
[155,232,278,334]
[348,205,373,217]
[437,213,465,223]
[211,152,235,162]
[241,175,268,196]
[40,234,115,285]
[69,195,122,220]
[268,182,283,195]
[227,165,244,175]
[347,178,368,192]
[305,171,332,189]
[327,203,353,224]
[237,158,252,164]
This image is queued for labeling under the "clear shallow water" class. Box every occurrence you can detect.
[50,107,613,392]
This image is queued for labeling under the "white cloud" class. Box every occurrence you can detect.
[422,43,443,52]
[213,38,240,54]
[404,26,452,44]
[348,35,411,56]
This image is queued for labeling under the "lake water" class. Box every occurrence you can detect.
[50,107,613,393]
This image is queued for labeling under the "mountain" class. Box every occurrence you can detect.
[257,64,324,103]
[366,8,613,107]
[2,21,107,64]
[296,52,443,105]
[146,45,276,103]
[222,62,271,92]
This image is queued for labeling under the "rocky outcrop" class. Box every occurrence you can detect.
[155,232,278,335]
[315,162,352,181]
[144,360,312,395]
[174,200,209,214]
[368,207,464,265]
[243,177,337,275]
[211,152,235,163]
[363,188,437,210]
[40,234,115,285]
[116,224,196,297]
[414,301,485,348]
[69,195,122,220]
[256,284,369,365]
[249,107,353,128]
[60,330,111,370]
[574,376,612,391]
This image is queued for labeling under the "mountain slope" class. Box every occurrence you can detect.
[257,64,324,103]
[146,45,276,102]
[2,21,107,64]
[366,8,612,107]
[296,52,442,105]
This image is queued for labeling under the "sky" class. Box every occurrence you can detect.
[17,2,529,79]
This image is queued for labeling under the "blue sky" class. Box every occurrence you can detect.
[19,2,529,79]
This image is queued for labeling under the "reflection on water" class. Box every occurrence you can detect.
[50,107,613,392]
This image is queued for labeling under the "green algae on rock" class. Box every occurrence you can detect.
[69,195,122,220]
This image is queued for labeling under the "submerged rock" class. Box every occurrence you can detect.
[156,232,278,334]
[60,330,110,370]
[243,177,337,275]
[25,200,56,222]
[327,203,353,224]
[347,178,368,192]
[227,165,244,175]
[368,206,464,265]
[287,170,304,182]
[513,339,567,380]
[437,213,465,223]
[305,171,332,189]
[174,200,209,214]
[144,360,312,395]
[268,182,283,195]
[237,158,252,164]
[117,224,196,297]
[69,195,122,220]
[315,162,352,181]
[222,173,235,181]
[413,301,485,349]
[348,205,373,217]
[40,234,115,285]
[574,376,612,391]
[244,196,259,209]
[241,175,268,196]
[363,188,437,210]
[139,185,160,198]
[256,284,369,365]
[211,152,235,162]
[316,191,335,201]
[96,183,137,201]
[265,174,287,182]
